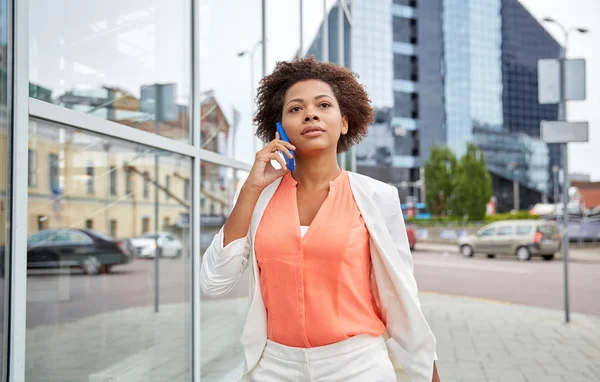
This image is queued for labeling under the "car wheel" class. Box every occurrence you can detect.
[516,246,531,261]
[81,256,102,275]
[175,249,182,258]
[486,254,496,259]
[542,254,555,261]
[461,245,474,258]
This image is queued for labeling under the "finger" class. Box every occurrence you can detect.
[268,139,296,152]
[275,131,280,141]
[274,143,294,159]
[268,152,288,170]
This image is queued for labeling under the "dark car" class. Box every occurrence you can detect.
[21,228,133,274]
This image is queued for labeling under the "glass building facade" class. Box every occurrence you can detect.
[307,0,559,207]
[501,0,561,198]
[442,0,558,199]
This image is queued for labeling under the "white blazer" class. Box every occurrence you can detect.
[200,172,437,382]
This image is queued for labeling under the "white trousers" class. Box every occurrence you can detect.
[247,334,397,382]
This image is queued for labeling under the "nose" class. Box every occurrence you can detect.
[304,113,320,122]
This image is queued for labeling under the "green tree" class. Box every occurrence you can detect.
[424,146,457,216]
[451,143,492,220]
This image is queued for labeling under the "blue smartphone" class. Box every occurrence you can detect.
[276,122,295,171]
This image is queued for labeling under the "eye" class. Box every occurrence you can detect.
[290,106,301,113]
[319,102,331,109]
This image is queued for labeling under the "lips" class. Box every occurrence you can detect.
[301,125,325,135]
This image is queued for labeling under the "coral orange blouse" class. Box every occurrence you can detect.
[254,170,386,348]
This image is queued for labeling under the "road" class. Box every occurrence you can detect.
[413,247,600,316]
[11,247,599,328]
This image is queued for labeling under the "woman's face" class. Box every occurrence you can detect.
[280,79,348,156]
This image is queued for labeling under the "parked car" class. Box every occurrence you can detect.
[406,225,417,251]
[457,219,560,261]
[130,232,183,258]
[0,229,133,275]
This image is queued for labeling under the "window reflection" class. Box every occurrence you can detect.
[200,163,249,381]
[25,119,191,381]
[29,0,191,142]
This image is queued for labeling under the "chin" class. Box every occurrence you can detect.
[297,141,335,154]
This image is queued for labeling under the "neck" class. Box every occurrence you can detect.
[292,151,341,190]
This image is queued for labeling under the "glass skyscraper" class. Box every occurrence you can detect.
[306,0,560,211]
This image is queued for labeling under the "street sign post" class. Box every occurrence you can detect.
[541,121,589,144]
[538,55,587,324]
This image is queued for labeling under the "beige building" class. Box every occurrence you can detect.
[0,95,233,244]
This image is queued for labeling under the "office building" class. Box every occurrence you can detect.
[306,0,560,211]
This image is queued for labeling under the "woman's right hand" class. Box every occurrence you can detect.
[245,133,296,192]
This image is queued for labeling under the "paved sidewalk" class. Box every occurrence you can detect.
[23,292,600,382]
[421,293,600,382]
[417,242,600,263]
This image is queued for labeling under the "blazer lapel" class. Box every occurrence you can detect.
[348,174,397,268]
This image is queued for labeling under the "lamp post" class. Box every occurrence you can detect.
[542,17,588,324]
[238,40,263,154]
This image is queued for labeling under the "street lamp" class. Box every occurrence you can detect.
[542,17,588,324]
[238,40,263,154]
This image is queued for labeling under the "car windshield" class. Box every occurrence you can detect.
[140,233,159,239]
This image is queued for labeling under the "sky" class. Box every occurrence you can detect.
[28,0,600,180]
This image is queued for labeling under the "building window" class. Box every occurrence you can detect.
[143,171,150,199]
[393,54,419,81]
[412,130,420,156]
[410,19,417,44]
[411,56,418,81]
[394,92,419,119]
[165,175,171,200]
[28,150,37,187]
[86,162,94,195]
[49,153,61,195]
[38,215,48,231]
[110,166,117,195]
[163,217,170,230]
[411,93,420,119]
[85,219,93,229]
[392,16,418,44]
[184,179,190,201]
[125,167,132,195]
[142,217,150,234]
[110,220,117,238]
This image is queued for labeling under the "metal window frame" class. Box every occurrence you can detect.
[9,0,29,381]
[8,0,255,381]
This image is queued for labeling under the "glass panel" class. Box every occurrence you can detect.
[26,118,191,382]
[479,227,495,236]
[200,164,249,381]
[496,226,513,236]
[0,0,8,374]
[516,226,532,236]
[29,0,191,142]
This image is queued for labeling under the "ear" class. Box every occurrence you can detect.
[341,116,349,135]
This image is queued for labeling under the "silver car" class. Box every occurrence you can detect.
[457,220,561,261]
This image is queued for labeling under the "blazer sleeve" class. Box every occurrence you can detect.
[200,178,252,297]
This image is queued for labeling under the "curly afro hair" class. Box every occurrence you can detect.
[253,56,374,154]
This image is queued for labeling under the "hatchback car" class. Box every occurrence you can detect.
[130,232,183,258]
[457,219,560,261]
[0,229,133,275]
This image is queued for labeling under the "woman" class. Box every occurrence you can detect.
[201,57,440,382]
